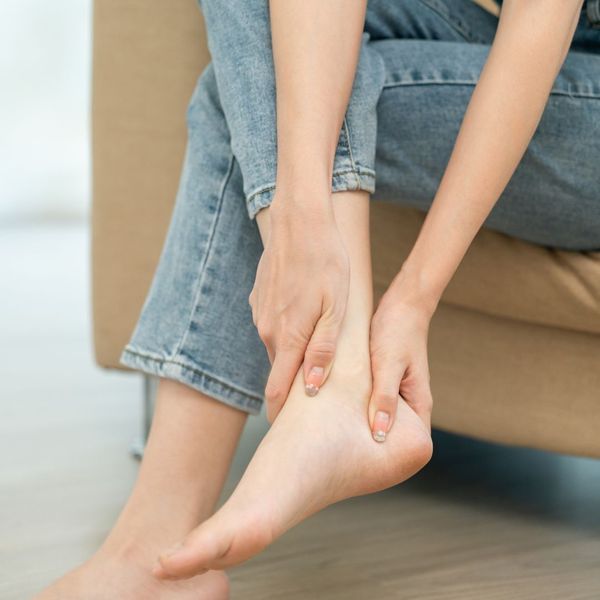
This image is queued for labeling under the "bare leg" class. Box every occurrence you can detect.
[155,192,433,579]
[35,379,246,599]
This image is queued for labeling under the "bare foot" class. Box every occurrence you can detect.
[155,355,433,579]
[34,380,246,599]
[34,542,228,599]
[154,190,433,580]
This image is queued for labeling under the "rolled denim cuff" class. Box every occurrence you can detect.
[245,165,376,220]
[242,33,384,220]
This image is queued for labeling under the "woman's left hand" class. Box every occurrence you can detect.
[368,278,435,442]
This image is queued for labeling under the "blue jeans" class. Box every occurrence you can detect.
[121,0,600,414]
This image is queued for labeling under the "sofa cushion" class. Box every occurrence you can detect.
[371,202,600,336]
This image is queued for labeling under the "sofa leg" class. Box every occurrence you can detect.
[130,375,158,459]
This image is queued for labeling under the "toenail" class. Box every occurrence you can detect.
[373,430,386,443]
[162,541,184,558]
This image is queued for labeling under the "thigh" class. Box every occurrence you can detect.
[365,0,499,44]
[371,38,600,250]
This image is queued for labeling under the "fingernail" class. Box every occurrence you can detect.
[305,366,324,397]
[372,410,390,443]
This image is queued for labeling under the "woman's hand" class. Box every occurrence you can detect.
[248,0,366,422]
[250,196,350,422]
[366,0,584,442]
[368,270,436,441]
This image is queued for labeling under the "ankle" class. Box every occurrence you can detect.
[99,535,155,567]
[326,347,373,402]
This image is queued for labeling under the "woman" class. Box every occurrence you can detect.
[39,0,600,598]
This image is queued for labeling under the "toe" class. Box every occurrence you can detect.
[154,521,232,580]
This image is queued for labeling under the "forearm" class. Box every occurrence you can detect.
[269,0,366,212]
[394,0,583,314]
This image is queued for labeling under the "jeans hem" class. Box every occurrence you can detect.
[245,166,377,220]
[120,346,263,415]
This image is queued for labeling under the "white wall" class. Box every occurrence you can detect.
[0,0,91,223]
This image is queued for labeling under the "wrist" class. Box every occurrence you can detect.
[275,146,334,196]
[270,183,334,223]
[388,262,442,320]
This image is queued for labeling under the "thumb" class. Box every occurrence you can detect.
[369,355,406,443]
[303,309,343,396]
[401,364,434,428]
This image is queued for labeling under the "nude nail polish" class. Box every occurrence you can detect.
[305,366,324,397]
[372,410,390,443]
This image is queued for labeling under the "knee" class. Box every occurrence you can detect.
[186,64,219,129]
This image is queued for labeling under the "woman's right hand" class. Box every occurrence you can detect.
[250,193,350,422]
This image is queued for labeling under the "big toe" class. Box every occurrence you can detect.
[154,521,231,580]
[154,508,272,580]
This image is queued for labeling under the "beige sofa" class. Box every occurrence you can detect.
[92,0,600,458]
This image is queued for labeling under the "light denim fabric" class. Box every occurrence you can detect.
[121,0,600,414]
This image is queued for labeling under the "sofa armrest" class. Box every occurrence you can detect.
[92,0,210,368]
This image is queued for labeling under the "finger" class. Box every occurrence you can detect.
[303,308,344,397]
[248,288,257,325]
[369,357,406,443]
[255,316,276,364]
[264,344,304,423]
[404,364,434,428]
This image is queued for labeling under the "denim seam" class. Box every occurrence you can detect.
[333,168,377,182]
[382,80,600,100]
[331,168,376,191]
[245,166,376,217]
[417,0,488,43]
[246,183,276,205]
[122,345,170,362]
[122,345,264,407]
[342,117,362,189]
[172,152,236,359]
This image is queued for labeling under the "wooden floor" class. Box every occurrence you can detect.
[1,224,599,600]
